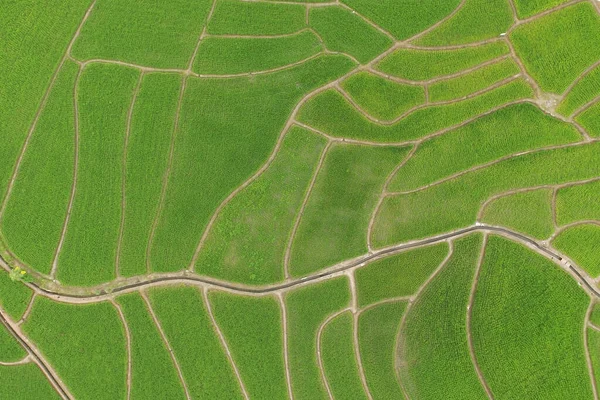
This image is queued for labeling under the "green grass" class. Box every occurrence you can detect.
[22,298,126,400]
[472,235,592,399]
[320,311,368,400]
[388,103,580,192]
[428,58,520,102]
[398,234,487,400]
[514,0,573,18]
[374,141,600,247]
[58,63,139,286]
[71,0,212,68]
[481,189,554,239]
[376,41,509,81]
[0,270,33,321]
[591,303,600,326]
[340,71,425,120]
[355,243,449,307]
[557,64,600,116]
[196,127,327,284]
[207,0,306,35]
[152,54,355,273]
[1,61,78,275]
[415,0,512,45]
[556,180,600,225]
[148,286,243,399]
[587,328,600,392]
[118,73,182,278]
[0,0,90,207]
[553,224,600,277]
[298,79,534,142]
[576,100,600,138]
[290,144,409,277]
[116,293,185,399]
[309,6,393,64]
[510,3,600,94]
[209,292,288,399]
[193,31,323,75]
[0,364,60,399]
[285,277,350,400]
[340,0,461,40]
[0,323,26,362]
[358,301,407,399]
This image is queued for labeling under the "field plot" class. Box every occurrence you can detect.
[556,180,600,225]
[553,224,600,277]
[557,64,600,117]
[0,364,60,400]
[0,324,26,363]
[576,101,600,137]
[0,266,32,321]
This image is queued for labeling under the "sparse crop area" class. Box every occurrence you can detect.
[2,1,600,398]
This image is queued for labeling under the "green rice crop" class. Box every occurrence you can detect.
[514,0,573,18]
[557,64,600,116]
[196,127,327,284]
[398,234,487,400]
[556,180,600,225]
[340,0,461,40]
[58,63,140,286]
[587,328,600,392]
[388,103,581,192]
[415,0,512,45]
[374,141,600,247]
[320,311,368,400]
[118,73,182,278]
[290,144,409,277]
[1,61,78,275]
[590,303,600,326]
[428,58,520,102]
[472,235,592,399]
[193,31,323,75]
[510,3,600,94]
[22,298,127,400]
[340,71,425,120]
[0,270,33,321]
[358,301,407,399]
[576,100,600,138]
[355,243,449,307]
[0,364,60,399]
[285,276,350,400]
[207,0,306,35]
[309,6,393,64]
[209,292,288,399]
[0,323,26,362]
[298,79,533,142]
[148,286,243,399]
[553,224,600,277]
[0,0,90,205]
[116,293,185,399]
[376,41,509,81]
[71,0,212,68]
[481,189,554,239]
[152,54,355,273]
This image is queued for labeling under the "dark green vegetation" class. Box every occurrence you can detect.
[472,236,591,399]
[0,364,60,399]
[0,268,32,321]
[0,324,26,362]
[553,224,600,277]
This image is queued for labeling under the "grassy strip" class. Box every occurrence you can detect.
[376,41,509,81]
[209,292,288,399]
[58,63,140,286]
[0,364,60,399]
[556,180,600,225]
[358,301,407,399]
[285,276,350,400]
[510,3,600,94]
[196,127,327,284]
[290,144,409,277]
[388,103,580,192]
[22,298,127,400]
[557,65,600,116]
[481,189,554,239]
[553,224,600,277]
[148,286,243,399]
[309,6,392,63]
[356,243,449,307]
[576,101,600,138]
[298,79,533,142]
[415,0,512,45]
[340,71,425,120]
[153,54,355,273]
[472,236,591,399]
[398,234,487,400]
[321,311,368,400]
[116,293,185,399]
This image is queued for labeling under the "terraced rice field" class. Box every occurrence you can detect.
[2,1,600,398]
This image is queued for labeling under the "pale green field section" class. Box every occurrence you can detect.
[576,101,600,137]
[557,64,600,117]
[553,224,600,277]
[556,180,600,225]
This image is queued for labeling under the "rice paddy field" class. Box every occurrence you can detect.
[2,1,600,398]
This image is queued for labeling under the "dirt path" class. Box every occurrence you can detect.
[110,299,132,400]
[0,355,31,366]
